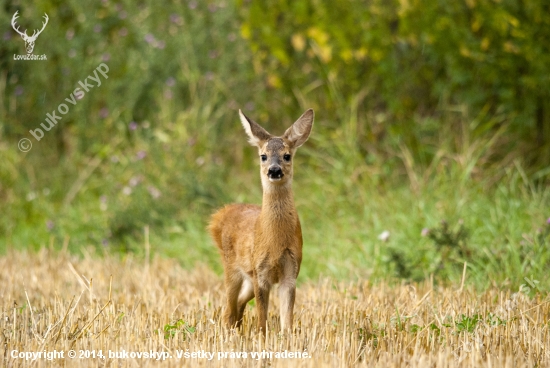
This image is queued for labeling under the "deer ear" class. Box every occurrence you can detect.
[284,109,314,148]
[239,110,271,147]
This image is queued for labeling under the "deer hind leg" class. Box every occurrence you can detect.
[235,277,254,328]
[223,270,244,328]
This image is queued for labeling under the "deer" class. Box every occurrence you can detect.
[11,11,49,54]
[208,108,314,334]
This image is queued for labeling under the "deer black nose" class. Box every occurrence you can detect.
[267,166,283,179]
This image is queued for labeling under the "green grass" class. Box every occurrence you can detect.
[3,106,549,291]
[1,1,549,293]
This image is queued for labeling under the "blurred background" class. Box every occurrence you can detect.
[1,0,549,289]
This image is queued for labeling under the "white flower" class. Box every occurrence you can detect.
[378,230,390,242]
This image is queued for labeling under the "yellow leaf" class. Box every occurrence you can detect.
[340,49,353,62]
[481,37,490,50]
[318,45,332,63]
[307,27,329,45]
[267,74,282,89]
[472,18,481,32]
[354,47,368,61]
[240,24,251,40]
[503,41,519,53]
[398,0,410,16]
[459,45,471,57]
[291,34,306,52]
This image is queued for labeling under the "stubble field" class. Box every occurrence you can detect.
[1,246,548,367]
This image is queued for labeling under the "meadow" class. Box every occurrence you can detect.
[1,247,549,367]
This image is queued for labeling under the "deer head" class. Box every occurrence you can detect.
[239,109,314,187]
[11,11,49,54]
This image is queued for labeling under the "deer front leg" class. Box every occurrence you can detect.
[279,250,299,332]
[279,281,296,331]
[253,272,271,334]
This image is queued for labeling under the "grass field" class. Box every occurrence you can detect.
[1,246,548,367]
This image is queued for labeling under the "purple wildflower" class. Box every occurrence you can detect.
[170,14,183,24]
[129,121,138,131]
[99,108,109,119]
[166,77,176,87]
[144,33,155,44]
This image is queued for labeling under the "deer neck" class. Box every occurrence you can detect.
[259,182,297,225]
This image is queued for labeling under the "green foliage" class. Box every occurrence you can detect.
[426,220,469,252]
[388,219,471,281]
[159,319,195,340]
[239,0,550,167]
[0,0,549,291]
[487,313,506,327]
[455,314,481,334]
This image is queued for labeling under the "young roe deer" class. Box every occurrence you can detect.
[208,108,314,333]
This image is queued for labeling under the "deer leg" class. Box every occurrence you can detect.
[278,281,296,332]
[223,270,243,328]
[253,272,271,334]
[235,278,255,328]
[279,251,299,332]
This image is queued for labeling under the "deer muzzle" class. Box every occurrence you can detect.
[267,165,284,181]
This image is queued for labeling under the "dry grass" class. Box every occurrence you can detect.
[1,246,549,367]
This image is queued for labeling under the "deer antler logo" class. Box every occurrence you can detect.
[11,11,49,54]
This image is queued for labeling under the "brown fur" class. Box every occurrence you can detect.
[208,109,314,333]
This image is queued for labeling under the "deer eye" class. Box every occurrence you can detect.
[283,154,291,161]
[260,154,267,162]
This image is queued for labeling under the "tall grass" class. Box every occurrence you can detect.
[1,1,549,291]
[4,88,549,290]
